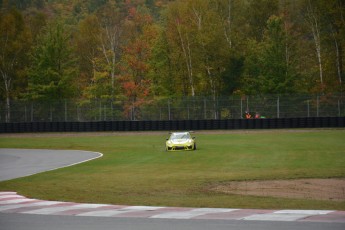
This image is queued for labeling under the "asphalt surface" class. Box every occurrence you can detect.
[1,213,344,230]
[0,148,344,230]
[0,148,102,181]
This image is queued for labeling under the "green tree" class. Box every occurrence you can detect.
[243,15,297,94]
[99,2,125,100]
[26,20,77,101]
[164,0,198,96]
[164,0,239,100]
[220,56,244,95]
[304,0,324,91]
[87,0,107,13]
[317,0,345,92]
[0,6,31,122]
[299,0,345,93]
[75,14,103,99]
[148,27,174,96]
[247,0,279,41]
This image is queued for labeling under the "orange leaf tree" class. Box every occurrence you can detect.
[120,6,158,120]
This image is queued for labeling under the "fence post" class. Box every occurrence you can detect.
[307,100,310,117]
[168,100,171,120]
[64,99,68,122]
[31,103,34,122]
[111,102,113,121]
[25,105,27,122]
[338,100,341,116]
[99,100,102,121]
[317,95,319,117]
[204,98,207,119]
[240,98,243,118]
[104,105,107,121]
[277,96,280,118]
[77,105,80,121]
[50,105,53,121]
[131,105,134,121]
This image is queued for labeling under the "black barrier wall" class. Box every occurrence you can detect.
[0,117,344,133]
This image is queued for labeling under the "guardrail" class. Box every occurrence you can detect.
[0,117,344,133]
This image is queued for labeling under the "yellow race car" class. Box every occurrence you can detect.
[166,132,196,151]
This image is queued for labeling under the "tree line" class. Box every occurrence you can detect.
[1,0,344,121]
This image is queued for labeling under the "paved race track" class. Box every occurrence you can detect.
[0,148,344,230]
[1,212,344,230]
[0,148,102,181]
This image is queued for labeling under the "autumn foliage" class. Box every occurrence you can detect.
[0,0,344,121]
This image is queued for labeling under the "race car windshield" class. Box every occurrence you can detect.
[170,133,190,140]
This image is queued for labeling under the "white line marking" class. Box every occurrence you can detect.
[69,203,111,209]
[151,208,238,219]
[0,195,25,199]
[243,213,311,221]
[22,204,109,215]
[0,192,17,195]
[0,201,63,211]
[0,199,36,205]
[77,206,163,217]
[274,210,334,215]
[120,206,164,211]
[77,209,124,217]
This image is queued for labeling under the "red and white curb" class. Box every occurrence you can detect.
[1,192,344,222]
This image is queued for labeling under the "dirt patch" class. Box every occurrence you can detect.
[211,178,345,201]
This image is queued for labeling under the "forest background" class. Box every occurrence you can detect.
[0,0,344,121]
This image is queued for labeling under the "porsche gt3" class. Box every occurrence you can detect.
[166,132,196,151]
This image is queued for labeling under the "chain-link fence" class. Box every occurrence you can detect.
[1,94,344,123]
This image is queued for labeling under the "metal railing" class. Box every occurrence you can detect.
[1,94,344,122]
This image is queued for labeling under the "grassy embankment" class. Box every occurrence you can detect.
[0,129,344,210]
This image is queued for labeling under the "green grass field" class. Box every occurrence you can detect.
[0,129,345,210]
